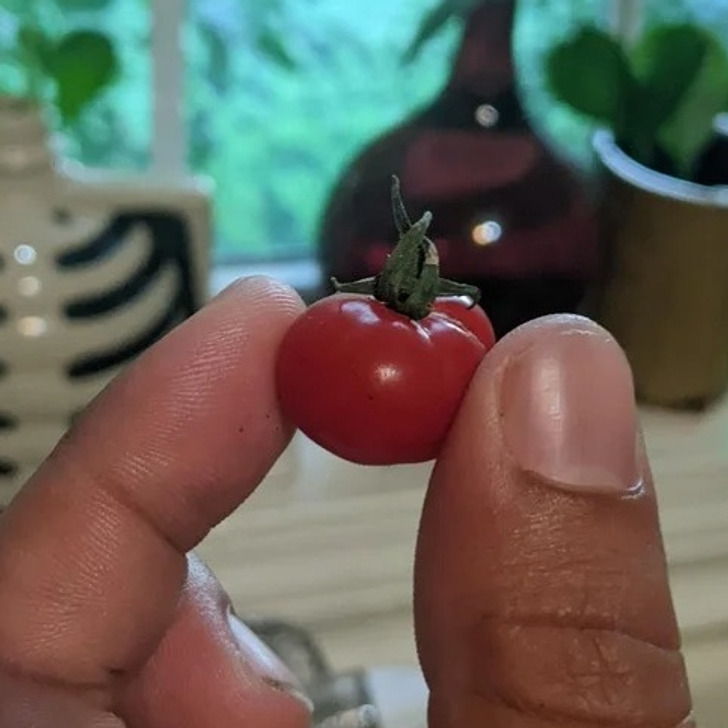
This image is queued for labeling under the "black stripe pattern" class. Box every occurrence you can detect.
[1,209,202,485]
[58,211,200,377]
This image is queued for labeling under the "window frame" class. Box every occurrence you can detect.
[151,0,187,177]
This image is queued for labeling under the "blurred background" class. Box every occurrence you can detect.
[3,0,724,261]
[1,1,728,726]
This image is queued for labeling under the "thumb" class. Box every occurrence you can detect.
[415,315,694,727]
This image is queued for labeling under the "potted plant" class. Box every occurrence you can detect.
[546,21,728,409]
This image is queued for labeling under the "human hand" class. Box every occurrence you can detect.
[0,277,693,727]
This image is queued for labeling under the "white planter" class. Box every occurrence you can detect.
[0,97,213,502]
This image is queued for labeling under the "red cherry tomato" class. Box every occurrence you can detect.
[434,296,495,347]
[276,294,496,465]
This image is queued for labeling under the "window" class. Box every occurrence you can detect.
[2,0,726,270]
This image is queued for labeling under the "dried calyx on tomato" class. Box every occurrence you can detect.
[276,177,495,466]
[331,176,481,321]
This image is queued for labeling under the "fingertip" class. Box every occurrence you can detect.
[212,275,305,317]
[480,313,618,372]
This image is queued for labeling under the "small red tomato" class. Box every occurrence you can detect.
[276,294,495,465]
[434,296,495,347]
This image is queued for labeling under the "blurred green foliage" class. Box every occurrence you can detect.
[0,0,152,167]
[546,22,728,178]
[0,0,120,127]
[1,0,726,261]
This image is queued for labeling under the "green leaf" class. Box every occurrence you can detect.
[545,28,633,126]
[658,31,728,177]
[629,24,709,137]
[256,28,296,71]
[45,30,118,124]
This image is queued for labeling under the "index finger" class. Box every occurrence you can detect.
[0,276,303,692]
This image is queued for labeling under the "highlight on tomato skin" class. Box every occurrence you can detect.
[275,294,495,466]
[274,176,496,466]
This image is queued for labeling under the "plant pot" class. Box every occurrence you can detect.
[589,129,728,409]
[0,96,213,503]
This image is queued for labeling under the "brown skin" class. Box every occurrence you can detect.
[0,278,692,727]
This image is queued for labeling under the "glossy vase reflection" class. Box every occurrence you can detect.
[318,0,598,337]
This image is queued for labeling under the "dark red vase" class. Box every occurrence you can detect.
[317,0,599,337]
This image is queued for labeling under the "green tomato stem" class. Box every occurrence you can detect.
[331,176,481,320]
